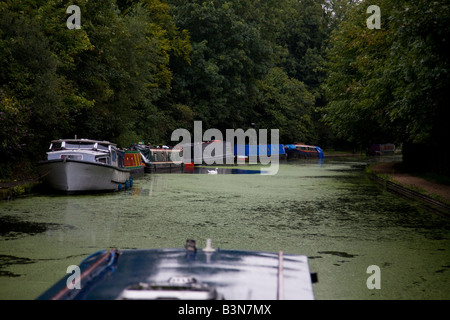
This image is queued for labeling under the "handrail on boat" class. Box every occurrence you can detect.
[50,248,118,300]
[277,250,284,300]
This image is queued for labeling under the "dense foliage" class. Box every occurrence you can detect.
[1,0,448,177]
[1,0,192,177]
[322,0,450,174]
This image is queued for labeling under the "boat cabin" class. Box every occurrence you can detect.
[47,139,123,168]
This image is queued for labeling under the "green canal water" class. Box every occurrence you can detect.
[0,157,449,300]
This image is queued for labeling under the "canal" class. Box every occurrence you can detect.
[0,157,449,300]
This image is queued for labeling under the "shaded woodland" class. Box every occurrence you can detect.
[1,0,449,178]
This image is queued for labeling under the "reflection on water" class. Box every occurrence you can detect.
[185,166,262,174]
[0,157,449,300]
[0,215,52,239]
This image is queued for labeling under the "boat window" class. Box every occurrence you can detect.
[51,142,63,150]
[96,156,110,164]
[97,144,109,151]
[65,143,96,150]
[60,154,83,160]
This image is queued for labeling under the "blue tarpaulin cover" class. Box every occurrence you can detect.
[234,144,286,156]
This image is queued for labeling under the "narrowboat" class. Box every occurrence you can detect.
[285,144,324,159]
[120,150,145,176]
[234,144,287,163]
[368,143,395,156]
[130,143,184,173]
[181,140,235,165]
[37,239,316,300]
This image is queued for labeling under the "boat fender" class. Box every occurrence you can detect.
[311,272,319,283]
[118,183,122,191]
[125,179,129,190]
[130,177,133,187]
[185,239,197,252]
[185,239,197,261]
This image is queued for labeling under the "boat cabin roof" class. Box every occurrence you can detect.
[37,243,316,300]
[49,139,117,153]
[51,139,116,146]
[295,144,318,150]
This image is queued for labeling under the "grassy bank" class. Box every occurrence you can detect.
[0,179,41,200]
[0,159,41,200]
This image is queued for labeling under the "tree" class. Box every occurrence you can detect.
[322,0,450,174]
[169,0,271,131]
[322,1,395,148]
[0,0,93,165]
[168,0,320,143]
[0,0,192,178]
[65,0,191,146]
[255,67,315,143]
[382,0,450,174]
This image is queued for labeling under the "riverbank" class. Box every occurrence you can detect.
[0,178,40,201]
[368,161,450,215]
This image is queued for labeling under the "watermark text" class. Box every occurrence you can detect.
[366,265,381,289]
[171,121,279,175]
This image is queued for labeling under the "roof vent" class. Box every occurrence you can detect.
[203,238,216,252]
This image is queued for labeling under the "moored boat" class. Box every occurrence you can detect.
[120,150,145,176]
[367,143,395,156]
[130,143,184,173]
[38,139,131,193]
[234,144,287,163]
[285,144,324,159]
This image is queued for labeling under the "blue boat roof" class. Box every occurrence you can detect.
[37,241,315,300]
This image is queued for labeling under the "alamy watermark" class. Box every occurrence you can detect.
[366,265,381,289]
[66,5,81,29]
[65,263,382,292]
[367,5,381,30]
[66,265,81,290]
[65,4,381,30]
[171,121,280,175]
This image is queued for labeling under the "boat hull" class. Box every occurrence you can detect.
[38,159,131,193]
[144,161,184,173]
